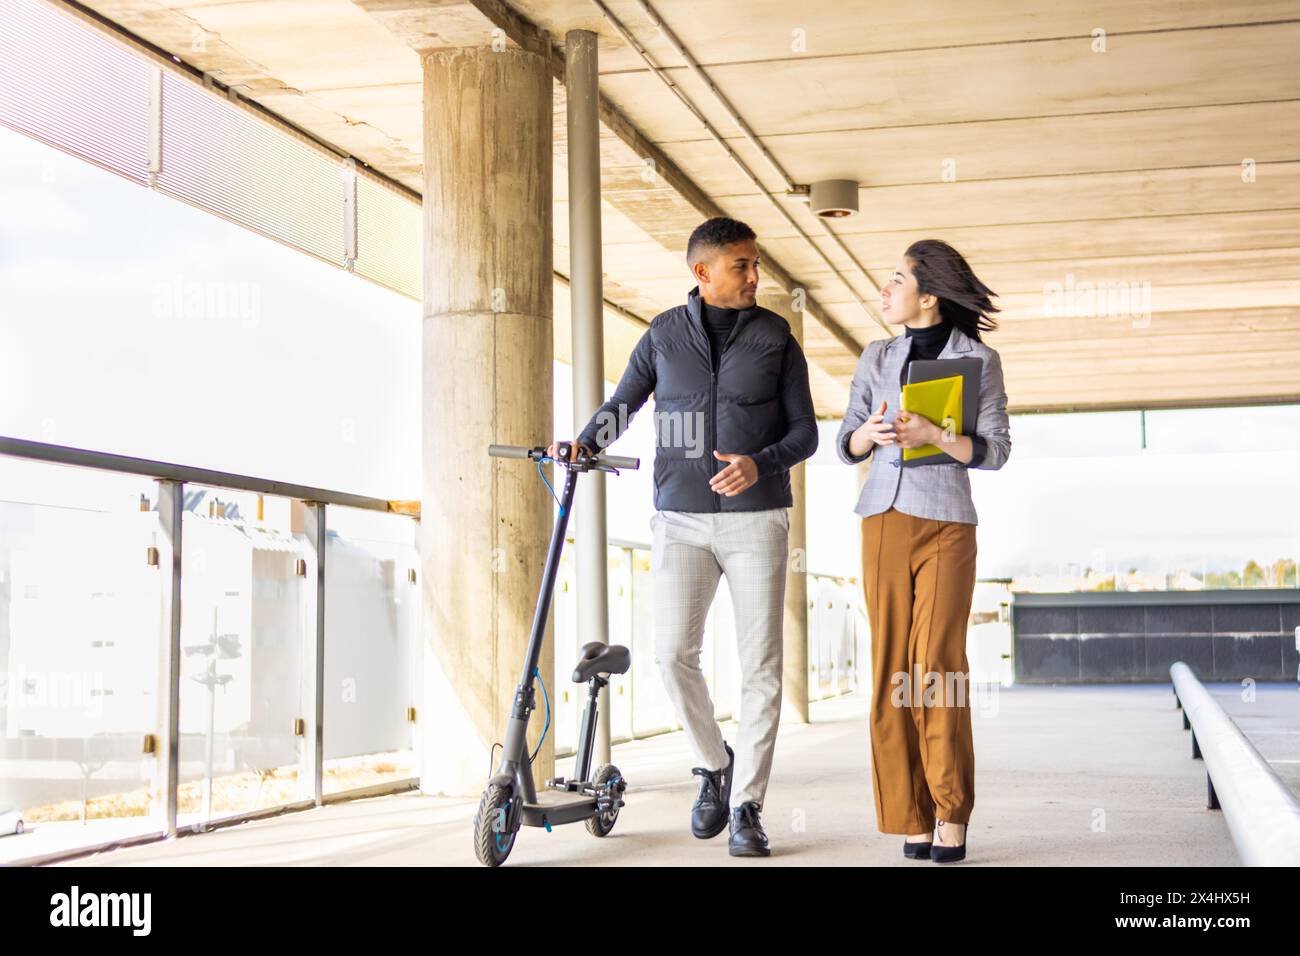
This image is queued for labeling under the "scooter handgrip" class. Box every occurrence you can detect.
[487,444,531,459]
[597,453,639,470]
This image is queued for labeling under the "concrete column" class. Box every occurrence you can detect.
[565,29,611,765]
[420,41,554,797]
[757,290,809,724]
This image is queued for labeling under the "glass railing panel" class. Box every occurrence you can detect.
[323,505,419,795]
[0,457,164,862]
[177,487,309,825]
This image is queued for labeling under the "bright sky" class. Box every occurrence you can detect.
[0,126,421,502]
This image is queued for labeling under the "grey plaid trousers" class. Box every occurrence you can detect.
[650,506,790,809]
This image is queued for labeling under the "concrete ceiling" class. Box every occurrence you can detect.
[72,0,1300,415]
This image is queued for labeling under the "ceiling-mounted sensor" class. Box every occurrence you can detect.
[808,179,859,218]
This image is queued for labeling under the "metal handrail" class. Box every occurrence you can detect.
[0,435,415,514]
[1170,661,1300,866]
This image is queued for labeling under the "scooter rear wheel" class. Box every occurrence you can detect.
[473,785,517,866]
[586,764,623,837]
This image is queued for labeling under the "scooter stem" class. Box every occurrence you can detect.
[491,458,580,796]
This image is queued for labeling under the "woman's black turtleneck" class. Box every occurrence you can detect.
[901,319,988,467]
[701,300,739,372]
[904,319,952,366]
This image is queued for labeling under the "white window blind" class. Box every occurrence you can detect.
[0,0,420,300]
[355,175,421,298]
[0,0,152,184]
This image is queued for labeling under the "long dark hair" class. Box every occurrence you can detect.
[904,239,999,341]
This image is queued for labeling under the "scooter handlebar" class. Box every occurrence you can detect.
[487,443,640,471]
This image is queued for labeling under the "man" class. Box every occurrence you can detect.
[550,217,818,857]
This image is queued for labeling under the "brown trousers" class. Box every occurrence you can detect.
[861,507,977,833]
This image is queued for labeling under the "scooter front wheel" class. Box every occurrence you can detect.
[473,784,518,866]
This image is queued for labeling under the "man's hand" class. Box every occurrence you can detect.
[709,450,758,497]
[545,440,591,462]
[892,410,943,449]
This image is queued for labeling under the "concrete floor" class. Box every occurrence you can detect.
[48,682,1266,867]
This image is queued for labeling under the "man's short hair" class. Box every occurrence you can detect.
[686,217,756,266]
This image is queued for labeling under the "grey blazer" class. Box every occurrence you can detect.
[835,325,1011,524]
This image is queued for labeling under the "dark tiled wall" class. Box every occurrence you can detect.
[1013,600,1300,683]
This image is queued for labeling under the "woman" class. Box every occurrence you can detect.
[835,239,1011,863]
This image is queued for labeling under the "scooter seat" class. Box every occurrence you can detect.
[572,642,631,682]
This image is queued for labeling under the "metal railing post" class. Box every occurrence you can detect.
[304,502,327,805]
[156,479,184,838]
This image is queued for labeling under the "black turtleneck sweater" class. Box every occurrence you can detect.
[903,319,952,368]
[702,300,739,372]
[903,320,987,468]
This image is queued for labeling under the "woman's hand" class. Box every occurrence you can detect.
[893,409,943,449]
[851,398,896,453]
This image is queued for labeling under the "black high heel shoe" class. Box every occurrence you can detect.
[931,819,966,863]
[902,838,932,859]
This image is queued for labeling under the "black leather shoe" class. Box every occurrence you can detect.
[690,743,734,839]
[902,838,932,859]
[728,801,770,857]
[931,819,966,863]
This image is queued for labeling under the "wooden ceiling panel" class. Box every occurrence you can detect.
[596,24,1300,141]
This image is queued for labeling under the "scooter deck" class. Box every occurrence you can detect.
[521,789,598,828]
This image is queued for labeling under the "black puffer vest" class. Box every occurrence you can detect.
[650,287,793,512]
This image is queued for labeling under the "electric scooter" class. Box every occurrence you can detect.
[473,442,640,866]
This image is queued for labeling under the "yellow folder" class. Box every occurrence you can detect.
[900,374,963,462]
